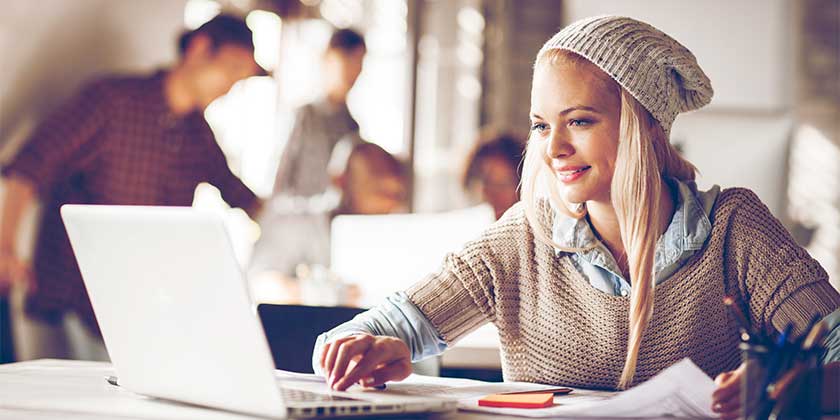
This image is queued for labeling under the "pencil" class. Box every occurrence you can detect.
[723,295,753,341]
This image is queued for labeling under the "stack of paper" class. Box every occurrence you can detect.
[383,358,716,418]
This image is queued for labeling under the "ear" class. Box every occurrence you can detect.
[183,34,213,62]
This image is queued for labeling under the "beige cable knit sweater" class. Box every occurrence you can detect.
[407,188,840,389]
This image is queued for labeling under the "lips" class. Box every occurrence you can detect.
[554,165,591,183]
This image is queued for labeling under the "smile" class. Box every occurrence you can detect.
[557,166,591,183]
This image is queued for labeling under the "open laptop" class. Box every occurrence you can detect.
[60,204,456,419]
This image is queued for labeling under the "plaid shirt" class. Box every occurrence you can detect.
[1,71,258,333]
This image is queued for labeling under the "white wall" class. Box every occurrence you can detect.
[0,0,187,155]
[563,0,796,219]
[563,0,794,111]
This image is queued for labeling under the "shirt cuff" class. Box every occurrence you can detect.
[820,308,840,364]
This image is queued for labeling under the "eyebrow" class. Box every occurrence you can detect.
[531,105,600,120]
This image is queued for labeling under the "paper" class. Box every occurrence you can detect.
[458,358,717,418]
[326,358,714,418]
[381,372,579,400]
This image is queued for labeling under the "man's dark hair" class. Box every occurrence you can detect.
[178,14,256,56]
[328,28,366,53]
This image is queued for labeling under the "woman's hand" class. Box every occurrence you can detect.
[712,363,746,420]
[320,334,412,391]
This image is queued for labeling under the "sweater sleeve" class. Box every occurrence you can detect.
[725,189,840,339]
[406,202,534,345]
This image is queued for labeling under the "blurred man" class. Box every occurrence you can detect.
[272,28,367,197]
[0,14,265,360]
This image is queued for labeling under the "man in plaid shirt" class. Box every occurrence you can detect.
[0,14,265,358]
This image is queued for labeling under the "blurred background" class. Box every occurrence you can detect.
[0,0,837,377]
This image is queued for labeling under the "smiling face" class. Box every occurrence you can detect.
[529,55,622,205]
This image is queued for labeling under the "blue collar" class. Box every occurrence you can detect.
[551,178,720,278]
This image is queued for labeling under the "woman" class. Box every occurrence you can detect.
[313,16,840,418]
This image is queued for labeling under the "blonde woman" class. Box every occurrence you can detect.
[313,16,840,418]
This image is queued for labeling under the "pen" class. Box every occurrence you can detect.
[760,323,793,397]
[723,296,753,342]
[801,320,827,352]
[793,314,822,349]
[501,387,572,396]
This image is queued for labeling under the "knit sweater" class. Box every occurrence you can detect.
[407,188,840,389]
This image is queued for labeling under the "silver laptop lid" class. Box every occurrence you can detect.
[61,205,286,418]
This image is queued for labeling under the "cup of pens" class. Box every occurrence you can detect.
[724,296,827,420]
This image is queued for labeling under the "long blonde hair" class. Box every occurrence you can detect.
[522,49,697,389]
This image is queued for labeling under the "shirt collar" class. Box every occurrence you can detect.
[551,178,719,262]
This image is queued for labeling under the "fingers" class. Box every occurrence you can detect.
[329,336,375,387]
[332,337,410,391]
[322,335,359,380]
[319,341,331,373]
[712,369,741,401]
[714,370,733,386]
[360,358,412,388]
[332,339,390,391]
[712,365,745,420]
[712,392,741,420]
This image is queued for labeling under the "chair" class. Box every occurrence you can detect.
[258,304,365,373]
[0,297,14,363]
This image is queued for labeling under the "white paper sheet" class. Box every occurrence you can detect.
[335,358,716,418]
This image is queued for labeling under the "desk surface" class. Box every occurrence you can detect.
[0,359,831,420]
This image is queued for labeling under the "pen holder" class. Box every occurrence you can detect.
[740,342,824,420]
[740,342,772,420]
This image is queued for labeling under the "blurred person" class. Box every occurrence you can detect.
[249,141,407,301]
[462,130,525,220]
[272,28,367,197]
[0,14,265,360]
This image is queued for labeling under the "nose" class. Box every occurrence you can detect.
[546,128,573,159]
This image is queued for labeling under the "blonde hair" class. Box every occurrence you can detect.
[522,49,697,389]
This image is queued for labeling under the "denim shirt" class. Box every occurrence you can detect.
[312,180,840,373]
[553,178,719,296]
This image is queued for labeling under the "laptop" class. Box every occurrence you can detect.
[60,204,456,419]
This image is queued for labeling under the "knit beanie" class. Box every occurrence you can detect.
[537,15,713,136]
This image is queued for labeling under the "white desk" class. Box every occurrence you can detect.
[0,359,499,420]
[1,359,830,420]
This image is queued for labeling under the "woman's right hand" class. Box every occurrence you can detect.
[320,334,412,391]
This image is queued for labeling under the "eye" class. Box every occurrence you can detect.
[569,119,592,127]
[530,122,548,134]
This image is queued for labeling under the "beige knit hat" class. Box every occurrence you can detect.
[537,15,713,136]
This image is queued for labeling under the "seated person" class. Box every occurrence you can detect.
[249,142,407,303]
[462,130,525,220]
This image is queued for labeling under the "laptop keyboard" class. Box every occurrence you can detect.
[280,386,358,403]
